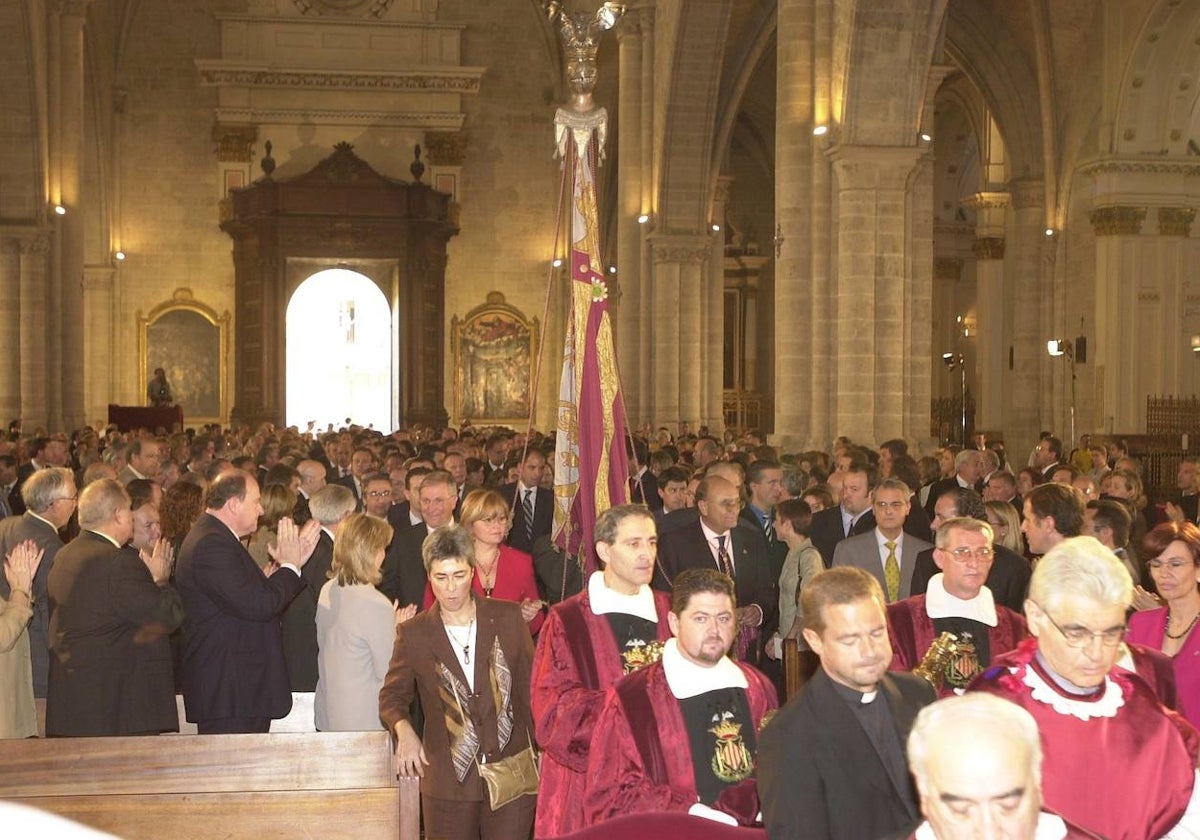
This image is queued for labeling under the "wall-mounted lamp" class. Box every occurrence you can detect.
[637,213,651,225]
[114,251,126,262]
[1044,228,1056,238]
[1191,335,1200,353]
[607,265,617,275]
[812,125,828,137]
[54,205,66,216]
[919,133,932,143]
[711,223,721,232]
[551,258,564,268]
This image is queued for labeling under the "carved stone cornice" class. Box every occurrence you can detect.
[1158,207,1195,237]
[649,233,711,265]
[934,257,963,282]
[19,235,50,256]
[1078,157,1200,179]
[1007,180,1044,210]
[973,237,1006,260]
[1090,205,1147,236]
[292,0,394,18]
[961,192,1011,212]
[196,63,485,95]
[425,132,467,166]
[215,107,466,130]
[212,123,258,163]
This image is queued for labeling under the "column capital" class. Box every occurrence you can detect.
[649,232,711,264]
[714,174,734,205]
[962,192,1011,211]
[425,131,467,166]
[1090,205,1147,236]
[964,191,1010,238]
[19,234,50,256]
[827,144,922,191]
[1007,179,1044,210]
[1158,206,1195,237]
[212,123,258,163]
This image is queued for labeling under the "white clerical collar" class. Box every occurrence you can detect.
[661,638,748,699]
[925,574,998,626]
[588,571,660,623]
[916,812,1068,840]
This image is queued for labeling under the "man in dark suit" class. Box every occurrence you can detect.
[627,438,661,512]
[759,566,936,840]
[500,450,552,554]
[0,466,76,698]
[380,469,457,608]
[809,464,876,567]
[175,471,319,733]
[281,483,356,691]
[10,436,68,516]
[654,475,777,665]
[741,460,789,583]
[923,448,984,519]
[336,447,377,510]
[45,479,183,736]
[909,487,1031,613]
[1033,435,1064,480]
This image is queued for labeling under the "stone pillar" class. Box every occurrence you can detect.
[636,5,655,426]
[19,236,51,429]
[54,0,88,428]
[828,144,922,443]
[0,241,21,422]
[1004,180,1046,455]
[82,267,115,422]
[774,0,815,449]
[615,11,644,424]
[906,150,936,445]
[649,234,710,429]
[964,192,1010,431]
[707,176,733,433]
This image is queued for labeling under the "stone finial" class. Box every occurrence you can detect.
[410,144,425,183]
[261,140,276,178]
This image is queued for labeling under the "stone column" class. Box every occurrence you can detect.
[615,10,644,424]
[1004,180,1047,455]
[964,192,1010,431]
[636,5,655,425]
[707,176,733,433]
[828,144,922,443]
[82,267,115,422]
[649,234,710,429]
[19,236,51,429]
[0,240,21,422]
[55,0,88,428]
[774,0,815,449]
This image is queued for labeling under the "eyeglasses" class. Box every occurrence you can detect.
[873,500,907,511]
[946,546,994,561]
[1147,558,1194,572]
[1033,602,1125,648]
[366,490,392,498]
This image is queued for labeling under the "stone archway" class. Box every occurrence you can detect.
[220,142,458,428]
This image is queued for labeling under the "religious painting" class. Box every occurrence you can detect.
[451,292,538,426]
[138,290,231,424]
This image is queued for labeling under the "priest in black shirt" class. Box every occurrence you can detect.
[582,568,778,828]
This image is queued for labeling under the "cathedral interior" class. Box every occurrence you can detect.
[3,0,1200,461]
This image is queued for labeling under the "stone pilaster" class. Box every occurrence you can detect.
[707,176,733,433]
[0,240,21,422]
[82,266,115,422]
[1004,180,1046,456]
[963,191,1010,431]
[774,0,816,449]
[649,234,710,429]
[828,144,922,444]
[19,235,50,429]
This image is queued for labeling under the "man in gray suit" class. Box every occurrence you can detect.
[832,478,932,603]
[0,467,77,698]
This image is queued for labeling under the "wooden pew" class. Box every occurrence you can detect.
[0,730,419,840]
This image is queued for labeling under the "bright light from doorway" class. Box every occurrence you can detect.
[286,268,392,432]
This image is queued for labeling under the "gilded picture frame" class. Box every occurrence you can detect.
[137,289,231,426]
[451,291,539,427]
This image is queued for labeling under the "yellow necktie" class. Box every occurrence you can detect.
[884,540,900,602]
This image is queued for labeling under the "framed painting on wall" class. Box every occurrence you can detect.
[137,289,231,425]
[451,291,539,427]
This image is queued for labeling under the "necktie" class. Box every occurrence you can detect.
[523,489,534,544]
[629,477,639,503]
[717,534,734,578]
[884,540,900,602]
[764,514,775,543]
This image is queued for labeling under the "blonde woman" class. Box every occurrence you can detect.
[984,500,1022,554]
[423,489,544,633]
[314,513,408,731]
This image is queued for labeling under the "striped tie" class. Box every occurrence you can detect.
[523,489,534,545]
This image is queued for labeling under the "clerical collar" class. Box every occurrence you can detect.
[829,675,878,705]
[661,638,747,699]
[1022,650,1124,721]
[925,574,998,626]
[588,571,660,623]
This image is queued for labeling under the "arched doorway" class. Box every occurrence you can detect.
[286,268,392,431]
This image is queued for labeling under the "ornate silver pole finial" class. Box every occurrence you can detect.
[543,1,625,115]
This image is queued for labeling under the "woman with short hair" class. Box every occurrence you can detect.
[314,513,399,731]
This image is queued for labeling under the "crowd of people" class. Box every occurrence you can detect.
[1,419,1199,839]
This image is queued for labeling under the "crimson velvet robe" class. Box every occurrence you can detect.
[582,659,777,827]
[886,595,1028,698]
[970,639,1199,840]
[531,587,673,838]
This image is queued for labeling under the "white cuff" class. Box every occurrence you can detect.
[688,803,738,826]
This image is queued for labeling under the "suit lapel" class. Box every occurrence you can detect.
[807,672,898,801]
[427,602,474,690]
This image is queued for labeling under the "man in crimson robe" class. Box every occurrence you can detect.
[887,517,1027,697]
[582,568,778,828]
[970,536,1200,840]
[530,505,673,838]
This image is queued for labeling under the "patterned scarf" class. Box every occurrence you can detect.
[437,637,514,782]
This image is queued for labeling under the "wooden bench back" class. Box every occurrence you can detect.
[0,731,418,840]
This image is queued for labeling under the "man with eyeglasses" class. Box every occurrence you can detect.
[886,517,1027,697]
[970,535,1200,840]
[360,474,395,520]
[379,469,457,609]
[832,479,933,604]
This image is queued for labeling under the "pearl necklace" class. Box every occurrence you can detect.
[1165,609,1200,641]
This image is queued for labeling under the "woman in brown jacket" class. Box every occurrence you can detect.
[379,524,536,840]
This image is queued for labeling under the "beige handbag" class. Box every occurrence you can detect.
[476,737,540,810]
